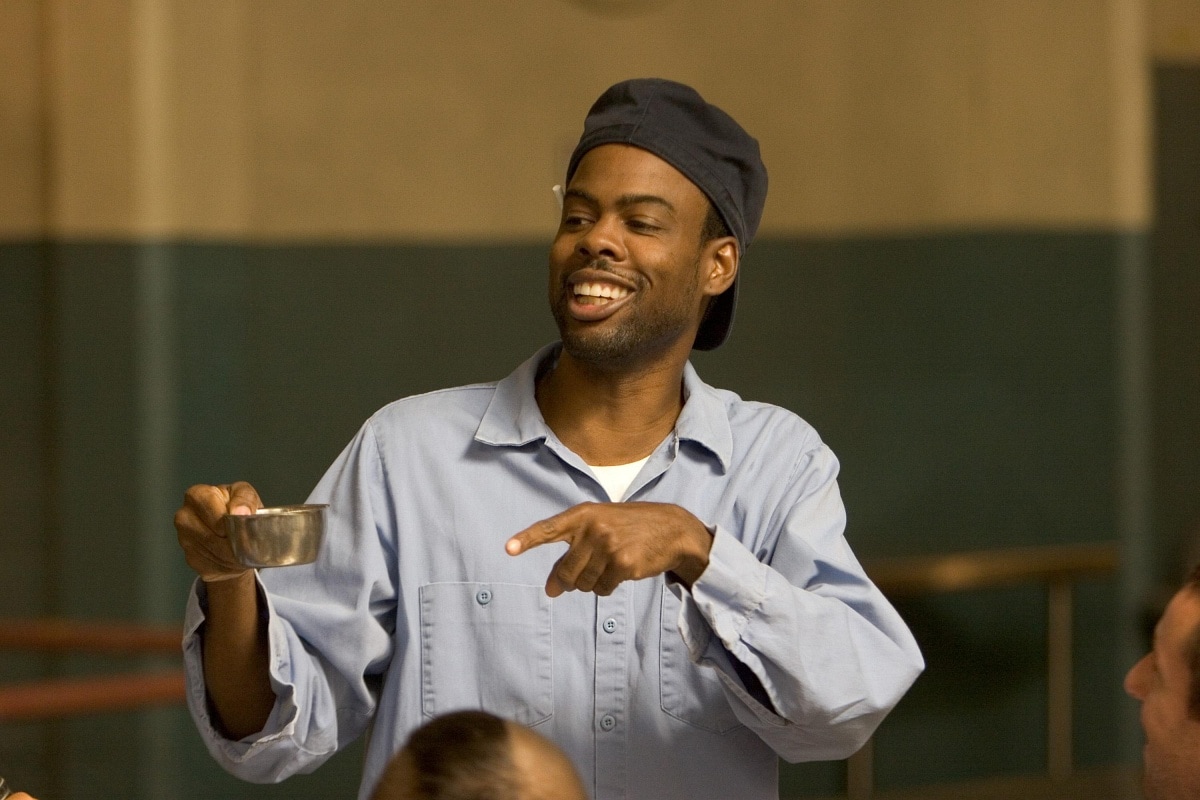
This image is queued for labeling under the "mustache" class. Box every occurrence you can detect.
[582,258,616,274]
[565,259,641,286]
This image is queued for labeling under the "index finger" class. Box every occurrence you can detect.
[505,505,589,556]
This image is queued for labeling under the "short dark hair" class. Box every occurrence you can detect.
[372,710,519,800]
[700,202,732,244]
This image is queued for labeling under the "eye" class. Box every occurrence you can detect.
[626,217,662,233]
[560,212,592,229]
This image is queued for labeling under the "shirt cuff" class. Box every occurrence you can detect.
[182,575,301,763]
[673,524,769,661]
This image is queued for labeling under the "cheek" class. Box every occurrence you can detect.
[548,244,575,282]
[549,231,579,259]
[1141,695,1189,744]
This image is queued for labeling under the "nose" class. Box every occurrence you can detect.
[577,214,625,262]
[1124,653,1149,700]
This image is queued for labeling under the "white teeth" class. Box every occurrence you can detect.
[574,282,630,300]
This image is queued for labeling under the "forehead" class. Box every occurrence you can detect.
[568,144,708,211]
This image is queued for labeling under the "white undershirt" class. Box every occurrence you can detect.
[589,456,651,502]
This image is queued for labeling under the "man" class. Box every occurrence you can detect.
[174,78,923,800]
[370,710,587,800]
[1125,566,1200,798]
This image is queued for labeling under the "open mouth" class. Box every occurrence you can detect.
[567,279,635,321]
[573,281,630,306]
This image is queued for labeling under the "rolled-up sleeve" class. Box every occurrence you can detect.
[181,419,396,782]
[674,443,924,762]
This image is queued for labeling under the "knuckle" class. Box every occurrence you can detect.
[580,565,603,583]
[199,483,225,500]
[230,480,260,502]
[612,551,637,573]
[184,484,211,508]
[175,508,202,534]
[189,484,228,516]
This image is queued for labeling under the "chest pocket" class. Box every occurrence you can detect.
[420,582,553,727]
[659,585,744,734]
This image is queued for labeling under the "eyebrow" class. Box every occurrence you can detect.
[563,188,677,214]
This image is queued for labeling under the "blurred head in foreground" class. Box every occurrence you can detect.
[371,710,588,800]
[1125,565,1200,799]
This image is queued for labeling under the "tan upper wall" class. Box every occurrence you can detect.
[1152,0,1200,62]
[0,0,1169,240]
[0,1,45,236]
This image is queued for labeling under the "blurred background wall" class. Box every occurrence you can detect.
[1,1,1198,798]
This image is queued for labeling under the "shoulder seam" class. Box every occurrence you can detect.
[367,382,499,420]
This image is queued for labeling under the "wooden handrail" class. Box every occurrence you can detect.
[0,546,1120,735]
[864,542,1119,597]
[0,618,181,655]
[846,541,1121,800]
[0,618,185,721]
[0,670,186,721]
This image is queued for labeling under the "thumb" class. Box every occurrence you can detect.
[226,481,263,517]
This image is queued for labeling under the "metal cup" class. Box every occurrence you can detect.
[224,504,328,568]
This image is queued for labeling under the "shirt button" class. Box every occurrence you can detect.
[602,617,617,634]
[476,589,492,606]
[599,714,616,732]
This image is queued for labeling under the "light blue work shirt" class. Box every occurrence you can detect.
[183,343,923,800]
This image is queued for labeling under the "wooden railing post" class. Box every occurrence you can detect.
[1047,579,1074,781]
[847,737,874,800]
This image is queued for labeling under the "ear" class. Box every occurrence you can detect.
[701,237,739,298]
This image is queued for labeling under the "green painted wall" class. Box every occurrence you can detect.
[1151,64,1200,583]
[0,229,1140,797]
[0,248,54,793]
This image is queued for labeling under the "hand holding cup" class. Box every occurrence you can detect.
[174,482,262,582]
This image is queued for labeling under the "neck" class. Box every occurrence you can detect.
[536,347,689,466]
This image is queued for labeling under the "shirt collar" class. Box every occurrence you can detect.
[676,360,733,472]
[475,342,733,472]
[475,343,561,448]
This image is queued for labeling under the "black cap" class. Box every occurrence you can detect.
[566,78,768,350]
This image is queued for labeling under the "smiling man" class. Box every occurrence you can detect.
[1125,568,1200,799]
[174,79,923,800]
